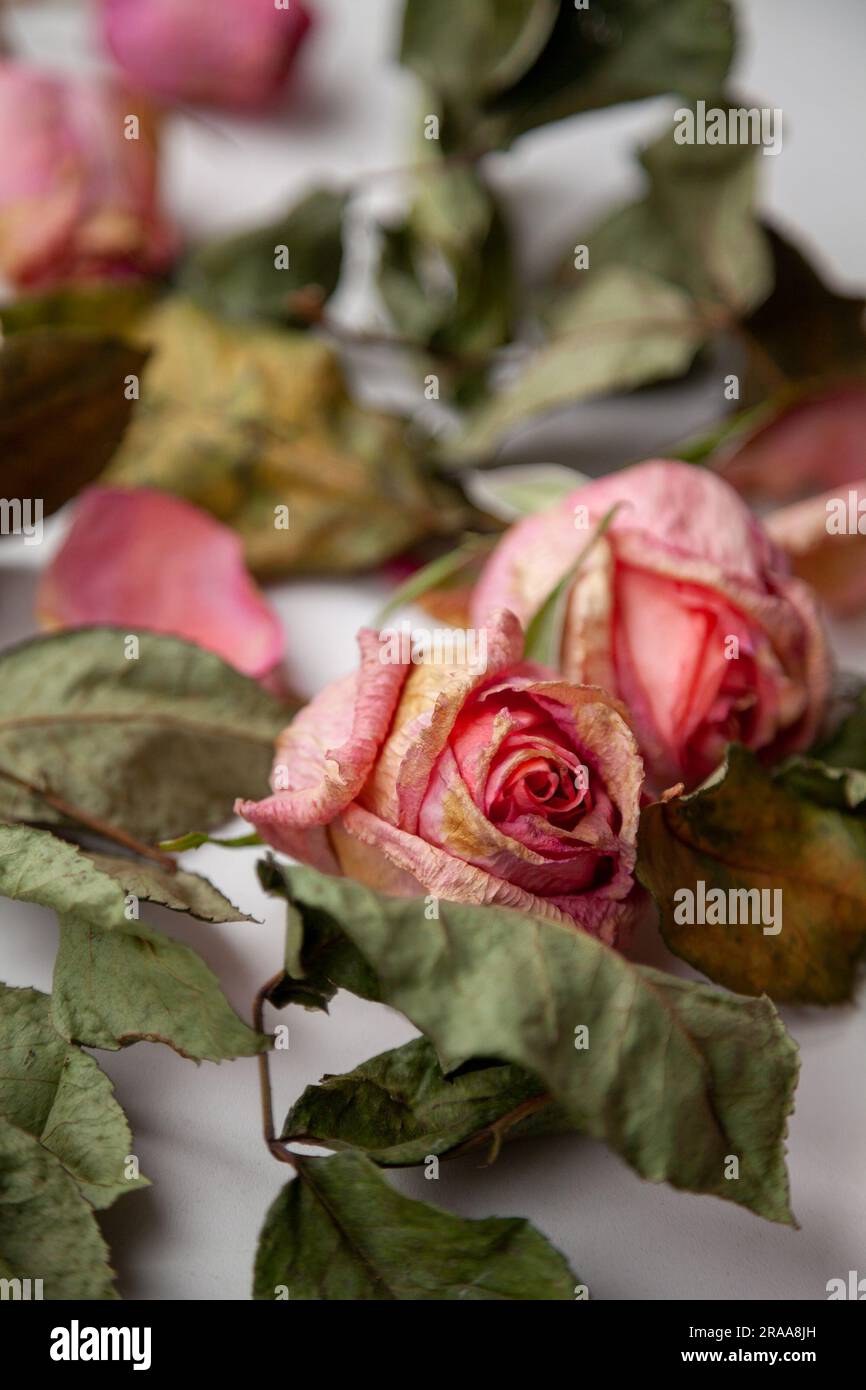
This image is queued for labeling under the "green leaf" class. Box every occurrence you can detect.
[776,757,866,814]
[263,862,799,1224]
[0,281,156,337]
[0,985,148,1210]
[0,825,266,1060]
[812,689,866,773]
[374,533,496,625]
[282,1035,568,1165]
[253,1149,579,1299]
[259,860,380,1012]
[0,824,136,932]
[488,0,735,145]
[0,823,252,928]
[53,915,269,1060]
[523,503,619,664]
[159,830,264,852]
[446,265,704,463]
[0,330,148,517]
[106,299,472,576]
[0,628,285,842]
[0,1115,117,1299]
[464,463,585,521]
[400,0,735,152]
[87,853,256,924]
[637,745,866,1003]
[574,123,772,315]
[179,189,347,325]
[399,0,558,108]
[379,164,515,364]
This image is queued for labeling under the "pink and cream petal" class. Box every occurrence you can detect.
[338,802,634,945]
[362,609,524,832]
[235,629,409,832]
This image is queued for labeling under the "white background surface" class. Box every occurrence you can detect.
[1,0,866,1301]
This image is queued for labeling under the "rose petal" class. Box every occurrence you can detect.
[360,609,524,832]
[235,629,409,852]
[38,487,284,680]
[471,461,779,634]
[716,384,866,503]
[335,803,640,948]
[766,483,866,616]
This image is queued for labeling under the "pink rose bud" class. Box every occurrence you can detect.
[102,0,314,112]
[471,461,831,791]
[0,63,177,289]
[38,488,284,682]
[236,610,645,946]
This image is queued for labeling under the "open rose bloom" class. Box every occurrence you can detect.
[238,611,644,945]
[0,63,176,288]
[471,461,830,790]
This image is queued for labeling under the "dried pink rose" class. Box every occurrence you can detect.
[102,0,313,112]
[38,488,284,681]
[471,461,830,790]
[237,610,644,945]
[0,63,177,289]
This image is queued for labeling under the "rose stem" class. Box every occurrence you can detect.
[253,972,297,1168]
[0,762,177,871]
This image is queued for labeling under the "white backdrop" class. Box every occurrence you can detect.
[1,0,865,1300]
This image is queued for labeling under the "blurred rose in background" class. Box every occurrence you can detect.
[0,62,177,289]
[471,461,830,790]
[101,0,313,112]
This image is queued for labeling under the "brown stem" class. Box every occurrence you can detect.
[0,762,177,871]
[450,1093,554,1165]
[253,972,297,1169]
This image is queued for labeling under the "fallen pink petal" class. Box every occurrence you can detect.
[37,487,284,679]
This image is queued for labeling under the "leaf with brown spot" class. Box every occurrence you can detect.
[106,298,472,576]
[637,744,866,1003]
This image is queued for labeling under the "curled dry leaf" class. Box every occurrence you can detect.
[263,862,799,1225]
[0,331,148,518]
[254,1149,579,1301]
[106,298,473,577]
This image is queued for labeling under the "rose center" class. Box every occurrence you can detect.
[491,753,592,823]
